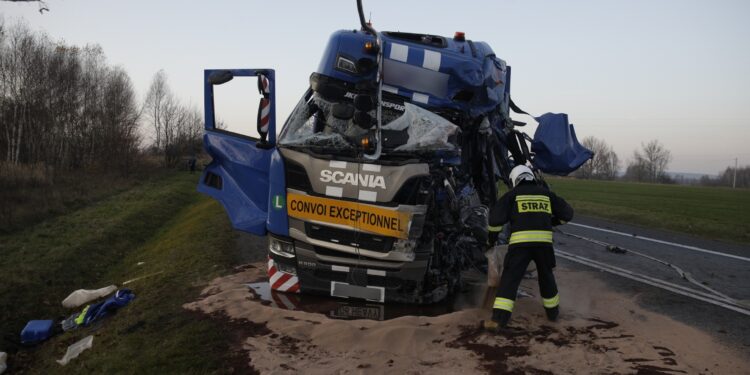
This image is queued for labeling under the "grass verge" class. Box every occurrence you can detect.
[0,173,250,374]
[546,177,750,244]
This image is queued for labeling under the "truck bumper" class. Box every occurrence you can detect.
[268,234,449,304]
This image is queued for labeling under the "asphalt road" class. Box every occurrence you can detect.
[556,215,750,355]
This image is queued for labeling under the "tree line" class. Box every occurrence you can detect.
[0,20,203,177]
[572,136,747,188]
[700,166,750,189]
[573,137,672,183]
[0,20,141,173]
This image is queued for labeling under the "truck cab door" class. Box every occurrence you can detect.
[198,69,277,235]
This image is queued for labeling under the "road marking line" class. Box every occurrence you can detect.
[555,248,750,317]
[567,222,750,263]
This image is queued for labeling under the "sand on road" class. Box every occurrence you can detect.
[184,263,748,374]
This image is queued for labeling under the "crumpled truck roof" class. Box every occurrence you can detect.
[316,30,510,118]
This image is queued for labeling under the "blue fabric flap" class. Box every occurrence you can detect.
[531,113,593,175]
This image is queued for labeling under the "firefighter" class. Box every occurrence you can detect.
[485,165,573,330]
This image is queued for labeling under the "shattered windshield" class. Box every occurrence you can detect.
[279,90,459,156]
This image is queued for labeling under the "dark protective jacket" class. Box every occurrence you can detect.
[489,181,574,248]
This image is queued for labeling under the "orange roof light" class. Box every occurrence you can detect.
[364,41,378,54]
[454,31,466,41]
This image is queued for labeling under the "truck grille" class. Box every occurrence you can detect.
[306,223,394,253]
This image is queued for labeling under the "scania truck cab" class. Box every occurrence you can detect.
[198,4,591,304]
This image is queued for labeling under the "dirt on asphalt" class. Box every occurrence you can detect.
[183,263,749,374]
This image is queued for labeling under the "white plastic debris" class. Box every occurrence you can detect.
[0,351,7,374]
[383,102,459,151]
[122,270,164,285]
[62,285,117,308]
[56,335,93,366]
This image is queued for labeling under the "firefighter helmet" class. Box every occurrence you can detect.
[509,165,535,187]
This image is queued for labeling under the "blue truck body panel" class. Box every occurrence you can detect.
[266,149,289,236]
[198,69,277,236]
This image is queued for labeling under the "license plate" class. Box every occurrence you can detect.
[330,281,385,303]
[330,304,384,320]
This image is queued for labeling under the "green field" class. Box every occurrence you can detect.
[546,177,750,244]
[0,173,248,374]
[1,171,747,373]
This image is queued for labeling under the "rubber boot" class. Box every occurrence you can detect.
[545,306,559,322]
[489,309,511,329]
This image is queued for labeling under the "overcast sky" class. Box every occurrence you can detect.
[2,0,749,174]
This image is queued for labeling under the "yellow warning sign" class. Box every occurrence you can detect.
[287,192,411,239]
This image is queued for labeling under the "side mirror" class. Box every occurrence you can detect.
[208,70,234,85]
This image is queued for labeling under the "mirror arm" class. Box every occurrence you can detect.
[256,141,273,150]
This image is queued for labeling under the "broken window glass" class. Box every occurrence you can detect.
[279,91,459,154]
[383,102,459,152]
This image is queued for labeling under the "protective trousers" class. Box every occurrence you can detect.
[492,245,559,326]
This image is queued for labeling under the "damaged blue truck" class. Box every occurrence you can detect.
[198,1,591,304]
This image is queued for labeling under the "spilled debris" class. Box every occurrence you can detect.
[62,285,118,308]
[56,335,93,366]
[183,262,748,374]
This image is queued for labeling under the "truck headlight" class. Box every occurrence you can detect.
[269,237,295,258]
[336,55,357,74]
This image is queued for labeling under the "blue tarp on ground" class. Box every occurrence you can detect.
[531,113,593,175]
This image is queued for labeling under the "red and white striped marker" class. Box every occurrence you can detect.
[267,257,300,293]
[257,75,271,135]
[258,98,270,134]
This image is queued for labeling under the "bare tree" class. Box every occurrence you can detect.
[144,70,169,152]
[574,136,620,180]
[0,21,140,173]
[625,140,672,183]
[142,70,204,167]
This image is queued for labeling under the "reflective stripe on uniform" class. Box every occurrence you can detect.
[493,297,515,312]
[488,225,504,232]
[509,230,553,244]
[543,294,560,308]
[74,305,90,325]
[515,195,550,202]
